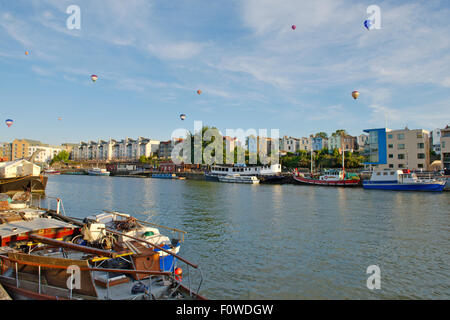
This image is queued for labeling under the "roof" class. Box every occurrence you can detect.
[0,217,77,238]
[0,159,40,168]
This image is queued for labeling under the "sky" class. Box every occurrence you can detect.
[0,0,449,145]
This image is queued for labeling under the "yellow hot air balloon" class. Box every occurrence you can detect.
[352,91,359,100]
[25,51,29,56]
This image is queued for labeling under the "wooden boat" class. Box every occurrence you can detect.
[0,200,205,300]
[0,175,48,195]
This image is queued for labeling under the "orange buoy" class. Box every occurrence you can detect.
[175,267,183,281]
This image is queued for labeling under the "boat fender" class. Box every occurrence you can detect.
[131,282,148,294]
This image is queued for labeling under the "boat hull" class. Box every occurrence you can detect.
[362,181,446,191]
[293,175,360,187]
[88,172,110,176]
[0,175,48,195]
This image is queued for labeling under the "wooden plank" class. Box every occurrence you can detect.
[0,283,12,300]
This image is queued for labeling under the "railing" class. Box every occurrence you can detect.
[29,195,66,216]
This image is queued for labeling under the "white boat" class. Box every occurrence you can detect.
[206,164,281,182]
[362,169,446,191]
[218,174,260,184]
[88,168,110,176]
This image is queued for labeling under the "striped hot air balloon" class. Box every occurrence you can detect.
[91,75,98,82]
[180,114,186,121]
[5,119,13,127]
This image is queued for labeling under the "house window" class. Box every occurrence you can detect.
[389,154,393,158]
[417,133,423,139]
[398,154,405,159]
[388,144,393,149]
[417,153,425,159]
[398,144,405,150]
[388,134,393,139]
[418,163,424,168]
[398,164,404,168]
[389,164,394,168]
[397,134,405,140]
[417,143,424,149]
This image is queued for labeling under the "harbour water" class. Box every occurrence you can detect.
[45,175,449,299]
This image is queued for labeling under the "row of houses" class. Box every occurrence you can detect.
[2,125,449,171]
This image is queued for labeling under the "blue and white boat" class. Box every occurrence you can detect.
[363,169,446,192]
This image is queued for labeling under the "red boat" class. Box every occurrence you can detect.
[293,169,361,187]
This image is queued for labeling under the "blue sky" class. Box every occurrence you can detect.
[0,0,449,145]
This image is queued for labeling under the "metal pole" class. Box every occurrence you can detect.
[38,266,41,294]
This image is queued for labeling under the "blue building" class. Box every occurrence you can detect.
[362,128,387,165]
[311,137,325,151]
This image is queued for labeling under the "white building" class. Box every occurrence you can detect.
[73,137,160,161]
[28,145,63,163]
[0,159,41,178]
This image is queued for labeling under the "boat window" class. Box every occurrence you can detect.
[390,172,394,175]
[376,172,381,176]
[383,172,388,176]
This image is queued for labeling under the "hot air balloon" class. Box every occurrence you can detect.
[197,90,202,95]
[180,114,186,121]
[91,75,98,82]
[25,51,29,56]
[352,91,360,100]
[292,25,296,30]
[364,19,372,31]
[5,119,13,127]
[58,117,62,121]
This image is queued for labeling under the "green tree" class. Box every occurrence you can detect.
[50,150,70,164]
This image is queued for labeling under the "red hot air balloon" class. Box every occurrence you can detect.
[91,75,98,82]
[197,89,202,95]
[292,25,296,30]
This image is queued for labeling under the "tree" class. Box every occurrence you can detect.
[315,132,328,139]
[50,150,70,164]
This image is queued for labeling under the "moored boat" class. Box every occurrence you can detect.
[152,173,176,179]
[88,168,110,176]
[44,169,60,175]
[362,169,447,191]
[0,201,206,300]
[293,169,361,187]
[218,174,260,184]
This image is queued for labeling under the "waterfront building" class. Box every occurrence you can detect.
[440,125,450,169]
[159,138,184,159]
[311,136,328,151]
[0,142,12,162]
[73,137,160,161]
[357,134,369,152]
[28,145,63,163]
[430,128,442,155]
[363,127,430,171]
[11,139,43,161]
[280,136,300,153]
[299,137,311,152]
